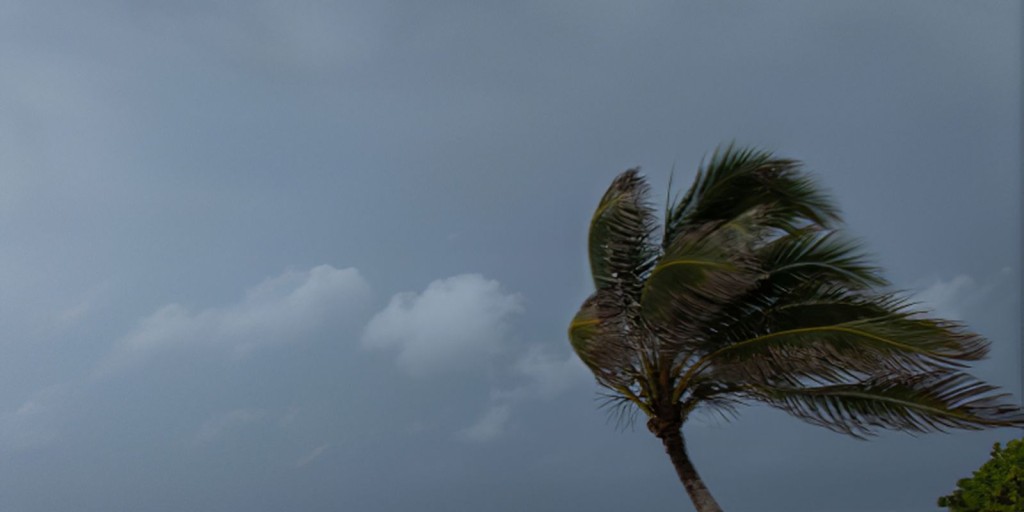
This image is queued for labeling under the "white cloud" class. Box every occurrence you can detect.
[361,274,523,376]
[911,269,1011,321]
[97,265,371,375]
[512,346,591,399]
[913,274,976,320]
[458,346,590,443]
[361,274,577,443]
[195,408,267,444]
[459,404,511,443]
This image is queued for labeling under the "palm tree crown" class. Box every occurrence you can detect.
[568,145,1024,512]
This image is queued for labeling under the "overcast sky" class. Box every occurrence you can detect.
[1,2,1020,511]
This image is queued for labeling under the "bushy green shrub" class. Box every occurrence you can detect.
[937,437,1024,511]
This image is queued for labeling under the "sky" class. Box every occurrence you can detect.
[0,1,1020,511]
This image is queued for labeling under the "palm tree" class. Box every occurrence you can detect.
[568,145,1024,512]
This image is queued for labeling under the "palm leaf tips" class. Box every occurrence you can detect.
[750,373,1024,438]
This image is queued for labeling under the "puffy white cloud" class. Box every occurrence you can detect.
[361,274,523,376]
[97,265,371,375]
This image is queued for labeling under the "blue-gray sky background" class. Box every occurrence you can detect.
[1,2,1020,511]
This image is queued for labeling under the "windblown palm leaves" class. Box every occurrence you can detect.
[569,145,1023,440]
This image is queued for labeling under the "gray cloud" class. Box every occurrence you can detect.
[361,274,585,442]
[914,274,978,321]
[362,274,523,376]
[97,265,371,375]
[912,267,1012,322]
[459,404,512,443]
[510,346,590,400]
[458,347,590,443]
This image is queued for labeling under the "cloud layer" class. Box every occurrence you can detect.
[0,2,1016,510]
[97,265,371,374]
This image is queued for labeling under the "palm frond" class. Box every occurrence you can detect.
[675,287,990,400]
[641,217,761,347]
[663,144,840,249]
[568,292,640,389]
[756,229,887,290]
[684,228,887,358]
[588,169,658,298]
[748,373,1024,438]
[681,381,746,423]
[712,309,985,374]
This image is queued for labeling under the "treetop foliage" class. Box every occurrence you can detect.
[938,437,1024,512]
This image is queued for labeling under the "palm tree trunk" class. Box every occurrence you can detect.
[660,429,724,512]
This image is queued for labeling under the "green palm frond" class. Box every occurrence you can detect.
[568,293,638,389]
[700,230,892,358]
[664,144,840,249]
[693,302,989,390]
[681,381,745,421]
[641,216,761,350]
[588,169,658,296]
[756,230,887,290]
[749,373,1024,438]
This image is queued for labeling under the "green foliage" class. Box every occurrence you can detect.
[938,438,1024,512]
